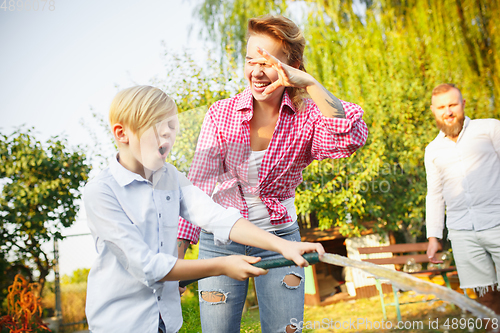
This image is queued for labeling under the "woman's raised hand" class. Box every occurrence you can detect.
[250,46,315,95]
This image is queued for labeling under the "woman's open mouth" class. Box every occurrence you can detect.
[253,82,270,92]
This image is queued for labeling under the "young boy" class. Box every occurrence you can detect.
[83,85,324,333]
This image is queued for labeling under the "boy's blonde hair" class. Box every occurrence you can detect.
[109,85,177,137]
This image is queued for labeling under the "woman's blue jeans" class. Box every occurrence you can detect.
[198,222,304,333]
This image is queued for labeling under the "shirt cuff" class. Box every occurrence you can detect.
[143,253,177,287]
[321,115,355,134]
[178,217,201,244]
[426,227,443,239]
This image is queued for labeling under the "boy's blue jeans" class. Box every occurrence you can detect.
[198,222,304,333]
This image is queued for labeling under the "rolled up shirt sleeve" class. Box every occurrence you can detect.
[311,100,368,161]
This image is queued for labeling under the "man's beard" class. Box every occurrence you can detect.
[435,113,465,138]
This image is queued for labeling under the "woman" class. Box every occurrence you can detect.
[178,15,368,332]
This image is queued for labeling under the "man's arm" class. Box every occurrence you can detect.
[427,237,443,264]
[490,118,500,160]
[424,148,446,263]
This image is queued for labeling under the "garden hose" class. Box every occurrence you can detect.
[179,252,320,288]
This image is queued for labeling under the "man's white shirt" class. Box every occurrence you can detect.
[425,116,500,238]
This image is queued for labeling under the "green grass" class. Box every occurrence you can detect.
[179,282,201,333]
[180,288,495,332]
[240,308,261,333]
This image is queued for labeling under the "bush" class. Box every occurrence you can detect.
[0,274,50,333]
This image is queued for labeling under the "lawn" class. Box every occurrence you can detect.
[180,286,494,333]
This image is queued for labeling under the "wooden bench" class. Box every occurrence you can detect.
[358,242,457,321]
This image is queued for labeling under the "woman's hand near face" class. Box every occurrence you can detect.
[249,47,316,95]
[252,46,346,118]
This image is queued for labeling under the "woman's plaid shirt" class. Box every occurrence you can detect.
[178,87,368,243]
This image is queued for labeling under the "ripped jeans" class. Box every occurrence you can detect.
[198,222,304,333]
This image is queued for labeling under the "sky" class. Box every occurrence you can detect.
[0,0,207,276]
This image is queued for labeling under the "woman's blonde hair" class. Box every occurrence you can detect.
[247,15,308,111]
[109,85,177,137]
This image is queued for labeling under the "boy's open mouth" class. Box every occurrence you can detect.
[153,126,168,156]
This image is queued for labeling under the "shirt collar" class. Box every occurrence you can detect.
[236,86,297,122]
[110,154,167,187]
[109,154,146,187]
[458,116,471,141]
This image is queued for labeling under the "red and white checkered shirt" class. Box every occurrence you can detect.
[178,87,368,243]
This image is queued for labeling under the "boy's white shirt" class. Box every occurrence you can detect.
[84,155,241,333]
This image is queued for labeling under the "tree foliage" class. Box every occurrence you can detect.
[0,128,90,296]
[193,0,500,242]
[61,268,90,285]
[301,0,500,241]
[196,0,289,63]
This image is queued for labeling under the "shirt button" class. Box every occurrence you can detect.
[166,196,170,200]
[158,296,161,301]
[159,213,162,218]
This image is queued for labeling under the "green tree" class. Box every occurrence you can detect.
[196,0,288,64]
[192,0,500,242]
[61,268,90,285]
[301,0,500,241]
[0,128,91,296]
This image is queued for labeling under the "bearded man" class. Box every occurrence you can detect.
[425,83,500,316]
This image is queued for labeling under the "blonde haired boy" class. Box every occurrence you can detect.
[84,85,324,333]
